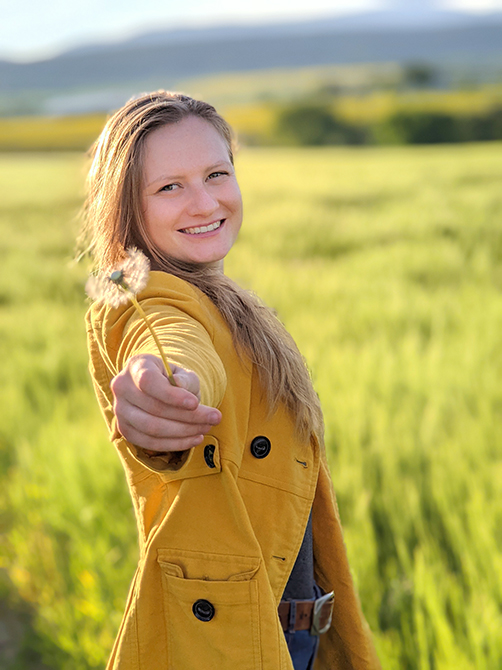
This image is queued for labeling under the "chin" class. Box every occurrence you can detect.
[183,244,233,267]
[190,254,226,267]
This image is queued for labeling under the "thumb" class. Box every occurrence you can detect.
[172,367,201,401]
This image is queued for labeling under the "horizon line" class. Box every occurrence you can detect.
[2,6,502,65]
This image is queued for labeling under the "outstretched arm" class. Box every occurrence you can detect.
[111,353,222,454]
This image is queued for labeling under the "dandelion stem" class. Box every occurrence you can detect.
[96,257,178,387]
[129,294,177,386]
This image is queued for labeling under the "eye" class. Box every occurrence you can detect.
[159,183,180,192]
[207,171,228,180]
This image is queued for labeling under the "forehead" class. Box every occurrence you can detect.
[142,116,230,183]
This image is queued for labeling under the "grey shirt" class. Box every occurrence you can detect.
[281,509,315,601]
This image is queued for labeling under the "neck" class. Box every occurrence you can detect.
[205,259,225,273]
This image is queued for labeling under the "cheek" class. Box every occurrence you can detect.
[144,200,178,234]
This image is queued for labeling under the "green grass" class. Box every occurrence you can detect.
[1,144,501,669]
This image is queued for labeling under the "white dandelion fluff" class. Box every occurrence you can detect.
[85,247,176,385]
[85,247,150,308]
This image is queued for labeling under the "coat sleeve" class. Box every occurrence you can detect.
[87,273,227,474]
[115,299,227,409]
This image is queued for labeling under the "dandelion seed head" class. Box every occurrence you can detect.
[85,273,130,308]
[110,270,125,284]
[86,247,151,308]
[119,248,150,295]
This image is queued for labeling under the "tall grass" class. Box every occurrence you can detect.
[0,144,501,668]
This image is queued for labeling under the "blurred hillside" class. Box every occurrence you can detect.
[1,9,502,117]
[1,72,501,151]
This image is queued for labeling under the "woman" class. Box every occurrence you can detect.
[84,91,380,670]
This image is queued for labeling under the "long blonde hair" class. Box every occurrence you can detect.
[81,91,323,440]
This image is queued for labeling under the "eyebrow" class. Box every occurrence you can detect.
[145,161,232,189]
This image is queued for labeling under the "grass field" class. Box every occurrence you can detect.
[0,143,501,669]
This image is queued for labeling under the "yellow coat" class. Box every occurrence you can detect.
[86,271,380,670]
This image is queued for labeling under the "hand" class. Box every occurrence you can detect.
[110,354,222,453]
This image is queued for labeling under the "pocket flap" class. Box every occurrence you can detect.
[157,548,260,582]
[158,560,185,578]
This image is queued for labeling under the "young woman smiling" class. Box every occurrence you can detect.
[83,91,380,670]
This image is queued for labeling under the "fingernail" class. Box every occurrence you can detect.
[183,397,197,409]
[192,435,204,446]
[208,411,221,423]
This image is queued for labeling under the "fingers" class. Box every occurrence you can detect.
[110,354,222,453]
[115,398,215,453]
[118,419,205,453]
[130,357,197,406]
[111,371,221,425]
[116,400,214,441]
[114,355,205,411]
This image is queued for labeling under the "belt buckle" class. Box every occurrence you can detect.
[310,590,334,636]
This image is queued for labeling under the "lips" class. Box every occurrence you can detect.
[179,219,225,235]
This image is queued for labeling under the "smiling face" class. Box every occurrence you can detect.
[141,115,243,268]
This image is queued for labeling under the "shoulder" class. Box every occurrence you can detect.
[86,270,218,333]
[139,270,205,303]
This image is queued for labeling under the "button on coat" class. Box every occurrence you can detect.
[204,444,216,468]
[250,435,271,459]
[193,599,215,622]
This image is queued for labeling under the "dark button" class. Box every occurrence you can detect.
[193,599,215,622]
[250,436,271,459]
[204,444,216,468]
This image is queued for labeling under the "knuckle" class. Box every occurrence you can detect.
[187,370,199,385]
[136,369,154,392]
[110,373,125,395]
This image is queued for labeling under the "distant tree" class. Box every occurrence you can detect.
[402,63,437,89]
[482,107,502,140]
[491,108,502,140]
[459,107,502,142]
[275,104,363,145]
[377,111,459,144]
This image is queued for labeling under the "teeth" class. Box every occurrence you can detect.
[182,220,222,235]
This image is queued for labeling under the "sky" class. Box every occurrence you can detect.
[2,0,502,61]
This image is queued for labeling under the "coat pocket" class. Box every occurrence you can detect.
[158,550,261,670]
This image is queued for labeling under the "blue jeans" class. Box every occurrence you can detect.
[283,584,322,670]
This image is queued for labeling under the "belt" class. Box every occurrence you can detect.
[278,590,334,636]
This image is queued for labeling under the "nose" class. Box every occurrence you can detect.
[186,184,219,218]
